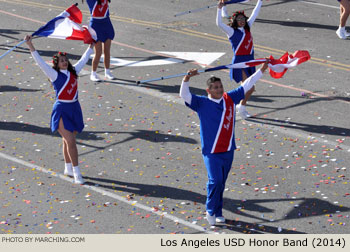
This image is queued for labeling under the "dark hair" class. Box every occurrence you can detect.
[52,52,77,77]
[206,76,221,88]
[82,0,110,4]
[229,11,250,32]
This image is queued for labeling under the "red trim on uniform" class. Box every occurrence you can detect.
[58,74,78,101]
[213,93,234,153]
[92,0,109,18]
[236,30,253,56]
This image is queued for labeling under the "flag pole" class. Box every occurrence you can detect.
[136,65,238,84]
[174,4,217,17]
[0,40,26,60]
[0,36,41,60]
[174,0,249,17]
[135,58,267,84]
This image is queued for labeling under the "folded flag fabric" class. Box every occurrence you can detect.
[208,50,311,79]
[268,50,311,78]
[32,4,96,44]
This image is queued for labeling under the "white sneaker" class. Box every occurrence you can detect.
[64,164,73,177]
[336,27,346,39]
[73,167,84,185]
[105,72,116,80]
[345,30,350,37]
[237,104,251,119]
[216,216,226,223]
[206,212,216,226]
[90,72,102,82]
[221,6,229,18]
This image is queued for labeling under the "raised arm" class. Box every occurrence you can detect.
[180,69,199,105]
[241,59,269,93]
[217,1,234,38]
[73,43,95,74]
[24,35,58,82]
[247,0,262,27]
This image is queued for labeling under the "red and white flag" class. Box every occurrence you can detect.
[268,50,311,78]
[210,50,311,79]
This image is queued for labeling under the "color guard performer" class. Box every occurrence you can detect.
[216,0,263,119]
[83,0,116,81]
[179,59,269,226]
[24,35,94,184]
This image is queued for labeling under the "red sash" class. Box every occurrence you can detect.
[212,93,234,153]
[58,72,78,101]
[92,0,108,18]
[236,30,253,56]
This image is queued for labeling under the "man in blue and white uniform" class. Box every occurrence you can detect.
[179,60,268,226]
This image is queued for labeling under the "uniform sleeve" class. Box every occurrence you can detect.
[31,51,58,82]
[216,8,234,38]
[185,94,203,112]
[241,69,263,93]
[227,86,245,105]
[74,47,94,74]
[248,0,262,27]
[180,80,192,104]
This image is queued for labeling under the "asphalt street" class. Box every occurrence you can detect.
[0,0,349,234]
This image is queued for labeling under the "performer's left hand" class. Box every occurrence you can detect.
[218,0,225,9]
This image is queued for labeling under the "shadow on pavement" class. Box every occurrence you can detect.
[0,85,42,93]
[247,117,350,137]
[255,18,338,31]
[78,129,198,156]
[0,121,113,141]
[83,176,349,233]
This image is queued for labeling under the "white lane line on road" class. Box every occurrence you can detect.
[296,0,339,9]
[0,151,215,234]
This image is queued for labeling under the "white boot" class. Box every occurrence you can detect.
[345,29,350,37]
[206,211,216,226]
[73,166,84,185]
[236,104,251,119]
[90,71,102,82]
[336,27,346,39]
[216,216,226,223]
[64,163,73,177]
[105,69,116,80]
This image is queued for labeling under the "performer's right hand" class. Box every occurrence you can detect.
[183,69,199,82]
[24,35,35,52]
[24,35,32,43]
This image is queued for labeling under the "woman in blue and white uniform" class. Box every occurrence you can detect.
[83,0,116,81]
[24,35,94,184]
[216,0,262,119]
